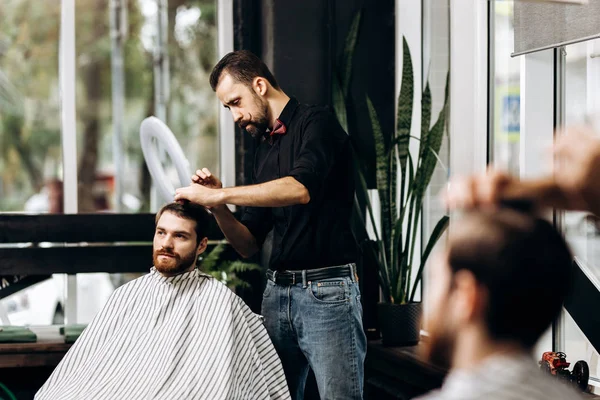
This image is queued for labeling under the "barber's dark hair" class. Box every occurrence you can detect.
[448,210,572,349]
[155,202,211,245]
[209,50,280,91]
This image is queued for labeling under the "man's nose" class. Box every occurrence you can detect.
[232,109,242,123]
[161,235,174,249]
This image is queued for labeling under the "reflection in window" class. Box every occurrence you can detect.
[421,0,450,304]
[563,38,600,389]
[564,39,600,274]
[491,0,520,176]
[0,1,220,326]
[0,1,63,212]
[75,0,218,213]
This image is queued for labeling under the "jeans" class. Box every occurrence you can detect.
[261,269,367,400]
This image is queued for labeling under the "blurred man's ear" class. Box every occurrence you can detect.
[196,237,208,256]
[450,270,485,324]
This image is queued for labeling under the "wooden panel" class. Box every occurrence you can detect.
[0,326,71,369]
[0,352,69,369]
[0,342,72,354]
[0,245,153,275]
[0,213,225,243]
[365,340,445,399]
[0,214,155,243]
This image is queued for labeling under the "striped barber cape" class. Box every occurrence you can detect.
[35,268,290,400]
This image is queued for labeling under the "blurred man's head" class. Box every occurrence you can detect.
[423,210,572,369]
[210,50,280,139]
[153,202,210,277]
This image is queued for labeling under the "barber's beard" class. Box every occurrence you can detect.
[422,312,457,370]
[153,248,198,276]
[241,96,270,139]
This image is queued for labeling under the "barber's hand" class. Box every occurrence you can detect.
[444,170,514,210]
[174,184,225,208]
[192,168,222,189]
[554,126,600,216]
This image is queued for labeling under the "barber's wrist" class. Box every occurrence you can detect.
[580,186,600,216]
[211,203,228,213]
[551,181,588,212]
[218,188,231,205]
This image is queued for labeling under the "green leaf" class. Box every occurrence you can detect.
[412,103,447,204]
[398,152,417,303]
[389,146,398,272]
[332,73,348,133]
[397,36,413,207]
[411,73,449,206]
[367,96,391,266]
[419,83,432,160]
[365,239,391,303]
[341,10,362,97]
[405,205,422,302]
[229,261,262,273]
[201,243,228,271]
[422,111,446,190]
[389,134,420,152]
[409,215,449,302]
[351,146,392,297]
[406,151,416,206]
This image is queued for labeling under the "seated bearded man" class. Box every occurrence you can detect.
[36,202,290,400]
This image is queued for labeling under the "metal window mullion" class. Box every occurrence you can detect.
[553,46,567,353]
[218,0,235,194]
[110,0,127,213]
[449,0,488,180]
[60,0,78,324]
[150,0,170,212]
[487,0,494,166]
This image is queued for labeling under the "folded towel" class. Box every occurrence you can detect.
[0,326,37,343]
[59,324,87,344]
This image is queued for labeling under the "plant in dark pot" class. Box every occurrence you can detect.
[332,13,449,346]
[357,37,449,346]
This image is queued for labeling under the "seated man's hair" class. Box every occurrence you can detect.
[155,202,212,244]
[448,210,572,349]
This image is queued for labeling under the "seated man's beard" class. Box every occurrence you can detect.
[153,248,197,275]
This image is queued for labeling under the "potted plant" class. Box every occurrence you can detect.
[367,38,449,346]
[333,20,449,345]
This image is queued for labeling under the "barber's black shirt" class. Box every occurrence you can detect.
[241,97,358,271]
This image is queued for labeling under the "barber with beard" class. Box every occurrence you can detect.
[175,50,366,400]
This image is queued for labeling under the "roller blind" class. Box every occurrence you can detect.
[513,0,600,56]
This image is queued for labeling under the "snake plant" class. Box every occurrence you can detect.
[334,13,449,304]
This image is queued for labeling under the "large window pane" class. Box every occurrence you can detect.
[491,0,520,175]
[0,0,66,326]
[421,0,450,305]
[74,0,218,213]
[0,1,63,212]
[0,0,220,326]
[564,39,600,280]
[563,38,600,389]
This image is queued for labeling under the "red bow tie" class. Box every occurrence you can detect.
[270,119,287,136]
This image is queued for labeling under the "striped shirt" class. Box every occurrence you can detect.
[35,268,291,400]
[415,353,584,400]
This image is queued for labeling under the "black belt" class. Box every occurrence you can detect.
[266,264,356,286]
